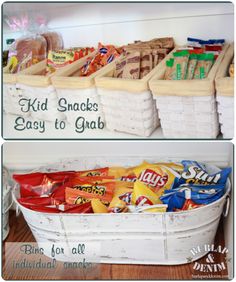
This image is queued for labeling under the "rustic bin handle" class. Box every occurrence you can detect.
[223,196,230,218]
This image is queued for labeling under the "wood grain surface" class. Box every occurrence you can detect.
[2,211,228,280]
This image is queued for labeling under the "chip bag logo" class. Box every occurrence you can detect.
[120,175,137,182]
[135,196,154,206]
[139,169,168,189]
[181,166,221,185]
[74,184,106,196]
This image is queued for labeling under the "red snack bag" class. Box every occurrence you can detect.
[18,196,52,208]
[13,171,74,198]
[26,206,60,213]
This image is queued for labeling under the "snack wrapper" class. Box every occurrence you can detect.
[177,160,231,186]
[65,181,115,205]
[108,197,128,213]
[161,183,226,211]
[131,181,162,206]
[91,199,108,213]
[132,162,181,197]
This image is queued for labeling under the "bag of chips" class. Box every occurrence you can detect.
[161,183,226,211]
[176,160,231,186]
[131,180,162,206]
[91,199,108,213]
[193,53,215,79]
[108,197,128,213]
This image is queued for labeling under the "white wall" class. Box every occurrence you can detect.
[3,141,233,170]
[2,2,234,49]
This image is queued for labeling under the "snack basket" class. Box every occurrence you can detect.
[215,43,234,138]
[16,59,65,122]
[3,67,30,117]
[94,51,177,137]
[51,50,113,125]
[12,157,231,265]
[149,44,230,138]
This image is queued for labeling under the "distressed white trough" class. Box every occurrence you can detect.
[12,158,230,265]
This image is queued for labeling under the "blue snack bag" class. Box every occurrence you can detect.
[161,183,226,211]
[175,160,231,187]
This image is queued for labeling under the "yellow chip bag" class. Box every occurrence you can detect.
[114,186,133,204]
[131,181,162,206]
[108,197,128,213]
[136,204,168,213]
[91,199,108,213]
[133,162,181,195]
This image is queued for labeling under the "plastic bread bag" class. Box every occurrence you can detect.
[175,160,232,187]
[5,14,47,73]
[160,183,226,211]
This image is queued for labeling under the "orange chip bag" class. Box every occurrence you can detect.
[65,181,115,205]
[75,167,110,177]
[131,181,162,206]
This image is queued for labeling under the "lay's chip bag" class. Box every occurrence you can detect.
[176,160,231,186]
[131,181,162,206]
[132,161,181,198]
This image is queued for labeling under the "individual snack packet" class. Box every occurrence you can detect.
[193,53,215,79]
[75,167,110,177]
[131,180,162,206]
[176,199,203,211]
[65,181,115,205]
[140,51,153,78]
[132,162,181,198]
[114,56,127,78]
[171,50,189,80]
[164,58,174,80]
[91,199,108,213]
[177,160,231,186]
[160,183,226,211]
[113,186,133,205]
[108,197,128,213]
[121,51,141,79]
[185,53,198,79]
[13,171,74,198]
[64,202,93,213]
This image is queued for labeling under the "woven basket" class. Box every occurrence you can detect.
[3,67,30,117]
[149,44,230,138]
[51,50,108,125]
[95,50,176,137]
[215,43,234,138]
[16,60,65,122]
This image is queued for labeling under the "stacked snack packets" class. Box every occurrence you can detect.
[229,57,234,77]
[79,43,123,76]
[114,37,175,79]
[46,47,95,74]
[164,37,225,80]
[13,160,231,214]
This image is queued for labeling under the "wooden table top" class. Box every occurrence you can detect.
[3,211,228,280]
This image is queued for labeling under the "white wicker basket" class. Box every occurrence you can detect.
[95,52,176,137]
[3,68,29,117]
[16,60,65,122]
[215,43,234,138]
[51,51,107,126]
[149,44,230,138]
[12,157,231,265]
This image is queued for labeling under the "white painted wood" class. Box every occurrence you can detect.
[11,159,231,265]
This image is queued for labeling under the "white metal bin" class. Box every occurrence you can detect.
[12,158,230,265]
